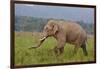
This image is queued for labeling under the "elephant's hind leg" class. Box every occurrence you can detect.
[73,45,79,56]
[81,43,88,56]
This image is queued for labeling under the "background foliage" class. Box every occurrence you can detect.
[15,16,94,34]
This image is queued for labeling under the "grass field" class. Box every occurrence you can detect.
[15,32,95,66]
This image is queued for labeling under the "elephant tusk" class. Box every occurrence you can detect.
[40,37,46,41]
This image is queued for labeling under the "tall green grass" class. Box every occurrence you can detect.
[15,32,95,66]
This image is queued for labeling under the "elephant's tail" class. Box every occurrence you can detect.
[86,35,90,48]
[81,39,88,56]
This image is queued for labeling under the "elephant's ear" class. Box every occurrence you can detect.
[53,24,59,34]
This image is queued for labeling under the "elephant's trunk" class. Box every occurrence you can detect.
[29,36,47,49]
[29,31,48,49]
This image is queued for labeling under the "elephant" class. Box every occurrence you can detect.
[30,19,88,56]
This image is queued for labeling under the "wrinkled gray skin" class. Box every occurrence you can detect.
[30,20,88,56]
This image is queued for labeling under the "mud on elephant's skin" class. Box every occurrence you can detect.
[30,19,88,56]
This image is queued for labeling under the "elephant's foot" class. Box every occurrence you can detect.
[54,47,62,56]
[50,47,64,56]
[59,47,64,55]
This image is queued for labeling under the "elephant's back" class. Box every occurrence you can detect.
[59,21,84,32]
[60,21,87,45]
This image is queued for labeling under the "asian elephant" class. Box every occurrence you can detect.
[30,19,88,56]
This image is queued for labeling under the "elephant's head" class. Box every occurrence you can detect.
[41,20,59,40]
[29,20,59,49]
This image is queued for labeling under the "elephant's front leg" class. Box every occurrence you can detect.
[59,47,64,54]
[54,40,66,56]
